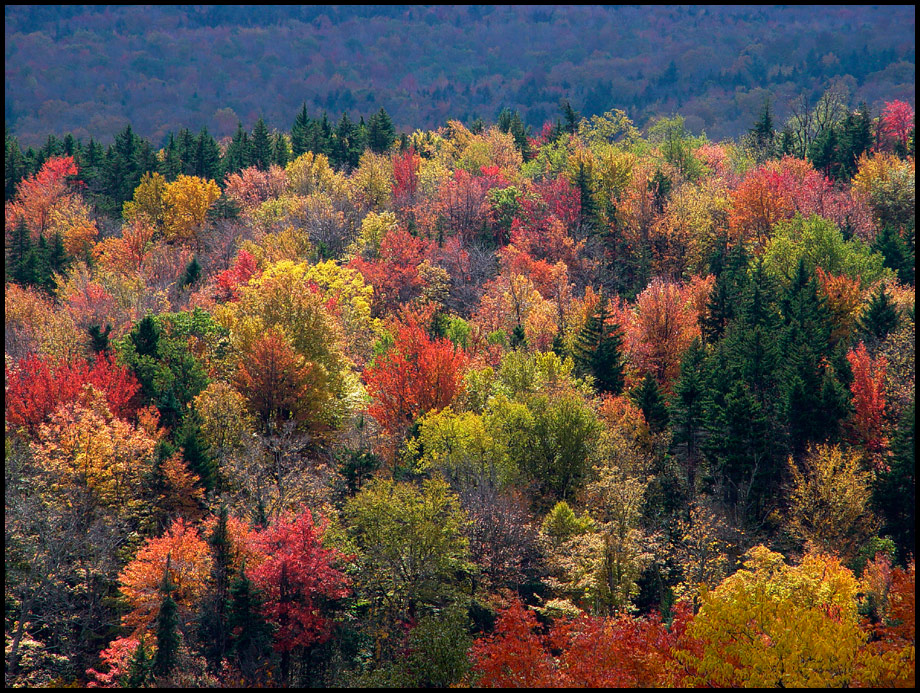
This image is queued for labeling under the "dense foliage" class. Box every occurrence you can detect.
[4,80,915,687]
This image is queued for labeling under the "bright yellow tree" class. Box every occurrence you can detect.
[678,546,867,687]
[162,174,220,246]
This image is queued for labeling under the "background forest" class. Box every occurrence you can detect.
[4,4,917,690]
[4,5,916,146]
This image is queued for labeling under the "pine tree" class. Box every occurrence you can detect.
[159,133,183,181]
[873,403,915,560]
[858,285,901,343]
[631,373,669,434]
[367,107,396,154]
[561,99,580,134]
[671,338,707,492]
[291,103,312,157]
[175,405,215,491]
[749,100,775,160]
[5,128,28,200]
[153,560,180,681]
[194,128,222,180]
[574,159,598,231]
[123,637,153,688]
[180,256,202,288]
[574,296,624,394]
[272,131,290,167]
[250,117,273,171]
[222,122,252,176]
[872,225,914,285]
[228,567,273,685]
[702,239,750,344]
[6,216,34,285]
[88,324,112,355]
[198,506,233,671]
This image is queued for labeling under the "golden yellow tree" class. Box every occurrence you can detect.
[785,443,879,562]
[678,546,868,687]
[162,174,220,246]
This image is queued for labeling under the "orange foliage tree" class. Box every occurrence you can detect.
[364,321,469,436]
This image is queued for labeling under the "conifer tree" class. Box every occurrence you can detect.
[175,405,216,492]
[193,128,222,180]
[631,373,669,434]
[574,295,624,395]
[872,225,914,285]
[367,107,396,154]
[858,285,901,343]
[250,117,273,171]
[291,103,312,157]
[228,567,273,685]
[153,560,180,681]
[873,403,915,560]
[272,131,290,167]
[198,507,233,671]
[124,637,153,688]
[671,338,707,491]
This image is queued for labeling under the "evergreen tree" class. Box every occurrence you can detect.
[631,373,669,434]
[175,405,216,491]
[367,107,396,154]
[180,256,202,288]
[561,99,580,134]
[332,112,364,170]
[780,260,846,451]
[228,567,273,685]
[88,323,112,355]
[272,131,290,167]
[198,506,233,671]
[250,117,273,171]
[158,133,183,181]
[670,338,707,492]
[702,239,750,343]
[123,637,153,688]
[153,561,180,681]
[574,159,598,231]
[176,128,197,175]
[749,100,775,160]
[873,403,915,560]
[858,285,901,343]
[105,124,142,209]
[310,112,334,158]
[5,128,28,200]
[222,122,252,176]
[574,295,624,394]
[193,128,222,180]
[290,103,312,157]
[6,216,34,286]
[872,225,914,285]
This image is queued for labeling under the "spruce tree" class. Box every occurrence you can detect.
[291,103,312,157]
[574,296,624,395]
[7,216,34,285]
[228,567,273,685]
[153,561,180,681]
[175,405,216,491]
[123,637,153,688]
[194,128,222,180]
[671,338,707,492]
[574,159,598,231]
[180,256,201,288]
[222,122,252,176]
[631,373,669,434]
[873,403,915,560]
[158,133,183,181]
[272,131,290,167]
[198,506,233,671]
[872,225,914,285]
[367,107,396,154]
[250,117,273,171]
[858,285,901,343]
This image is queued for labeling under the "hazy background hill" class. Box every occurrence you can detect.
[5,4,915,147]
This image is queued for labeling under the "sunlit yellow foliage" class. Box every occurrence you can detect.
[786,444,879,562]
[33,391,156,512]
[678,546,867,687]
[352,150,394,208]
[123,171,169,232]
[162,174,220,244]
